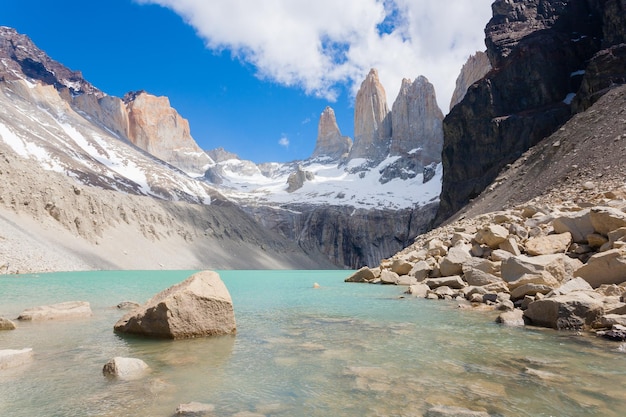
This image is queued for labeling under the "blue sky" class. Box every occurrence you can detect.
[2,0,492,163]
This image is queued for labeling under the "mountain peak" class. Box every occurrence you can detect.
[310,106,352,161]
[0,26,101,98]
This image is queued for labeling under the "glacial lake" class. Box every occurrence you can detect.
[1,270,625,416]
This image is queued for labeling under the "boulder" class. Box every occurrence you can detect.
[553,210,594,243]
[510,283,553,301]
[462,257,500,276]
[424,276,466,290]
[0,348,33,370]
[574,249,626,288]
[396,275,417,286]
[380,269,400,285]
[390,258,414,275]
[548,277,593,297]
[499,237,521,256]
[409,260,431,281]
[589,207,626,236]
[596,314,626,329]
[345,267,377,283]
[114,271,236,339]
[439,245,472,276]
[432,286,456,298]
[102,357,150,380]
[116,301,141,310]
[405,283,430,298]
[507,272,560,291]
[501,254,571,284]
[17,301,92,321]
[475,224,509,249]
[0,317,16,330]
[496,309,526,327]
[525,232,572,256]
[524,292,605,330]
[463,268,503,287]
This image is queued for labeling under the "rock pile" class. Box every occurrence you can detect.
[347,187,626,339]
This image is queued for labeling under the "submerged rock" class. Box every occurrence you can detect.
[102,357,149,380]
[0,317,16,330]
[17,301,92,321]
[0,348,33,370]
[114,270,236,339]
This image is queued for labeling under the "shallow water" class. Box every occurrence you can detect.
[1,270,625,416]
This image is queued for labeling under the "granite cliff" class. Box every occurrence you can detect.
[437,0,626,224]
[449,51,492,111]
[310,106,352,161]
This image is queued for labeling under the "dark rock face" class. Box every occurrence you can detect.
[437,0,625,224]
[244,203,439,268]
[0,26,101,97]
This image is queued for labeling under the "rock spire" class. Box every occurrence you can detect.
[311,106,352,160]
[390,76,444,164]
[349,68,392,161]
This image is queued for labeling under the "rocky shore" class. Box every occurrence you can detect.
[347,184,626,341]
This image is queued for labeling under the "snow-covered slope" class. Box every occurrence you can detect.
[0,79,216,204]
[206,155,441,210]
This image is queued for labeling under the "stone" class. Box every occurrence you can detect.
[510,283,553,301]
[499,237,521,256]
[0,348,33,370]
[345,267,377,283]
[114,271,236,339]
[596,314,626,329]
[574,249,626,288]
[0,317,16,330]
[439,245,471,276]
[116,301,140,310]
[17,301,92,321]
[409,260,431,281]
[310,106,352,160]
[424,276,466,290]
[390,258,413,276]
[425,405,490,417]
[501,254,571,284]
[496,309,526,327]
[463,268,503,287]
[390,76,443,162]
[587,233,609,248]
[548,277,593,297]
[589,207,626,236]
[175,402,216,416]
[598,325,626,342]
[405,283,430,298]
[475,224,509,249]
[553,209,594,243]
[396,275,417,286]
[102,357,150,380]
[380,269,400,285]
[525,232,572,256]
[524,292,605,330]
[349,69,391,161]
[462,257,500,275]
[433,286,456,298]
[507,271,560,291]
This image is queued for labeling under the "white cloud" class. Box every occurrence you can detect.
[136,0,493,112]
[278,136,290,148]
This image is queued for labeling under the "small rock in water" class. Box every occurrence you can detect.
[175,402,215,415]
[102,357,149,380]
[313,282,320,288]
[0,317,17,330]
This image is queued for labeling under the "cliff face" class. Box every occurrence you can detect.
[349,69,392,161]
[124,91,213,174]
[390,76,444,165]
[311,106,352,160]
[437,0,624,224]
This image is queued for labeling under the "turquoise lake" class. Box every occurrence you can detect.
[1,270,625,416]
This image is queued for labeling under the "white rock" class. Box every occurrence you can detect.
[102,357,150,380]
[0,348,33,370]
[17,301,92,321]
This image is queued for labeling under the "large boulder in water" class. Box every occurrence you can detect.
[114,271,236,339]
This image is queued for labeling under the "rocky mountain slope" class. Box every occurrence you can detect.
[437,0,626,225]
[0,27,335,273]
[0,25,447,270]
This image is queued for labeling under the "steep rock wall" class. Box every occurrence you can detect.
[311,106,352,160]
[437,0,623,224]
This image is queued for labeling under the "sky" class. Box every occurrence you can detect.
[2,0,493,163]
